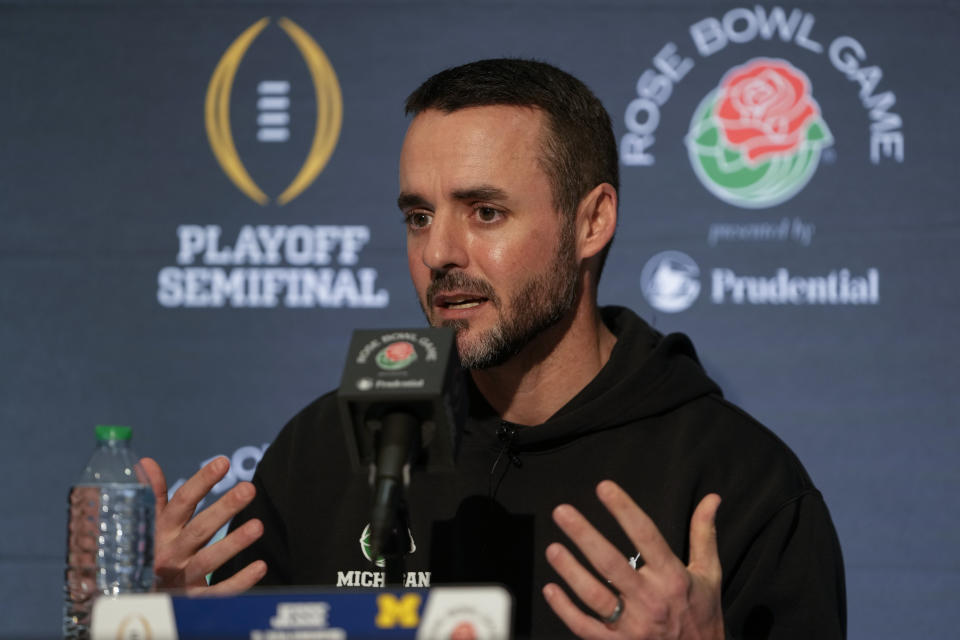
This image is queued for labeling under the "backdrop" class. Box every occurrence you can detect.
[2,1,957,637]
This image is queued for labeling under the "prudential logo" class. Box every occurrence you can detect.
[640,251,701,313]
[640,251,880,312]
[685,58,833,209]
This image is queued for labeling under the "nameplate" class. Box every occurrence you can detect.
[91,586,512,639]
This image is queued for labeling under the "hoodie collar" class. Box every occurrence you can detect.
[465,306,721,451]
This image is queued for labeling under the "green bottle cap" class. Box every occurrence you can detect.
[95,425,132,441]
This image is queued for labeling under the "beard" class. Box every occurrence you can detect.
[420,223,579,369]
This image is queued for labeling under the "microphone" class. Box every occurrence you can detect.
[338,327,465,565]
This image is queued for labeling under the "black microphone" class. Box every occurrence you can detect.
[337,327,465,567]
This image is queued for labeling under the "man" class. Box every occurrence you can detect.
[142,59,846,638]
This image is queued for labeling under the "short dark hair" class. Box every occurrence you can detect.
[405,58,618,274]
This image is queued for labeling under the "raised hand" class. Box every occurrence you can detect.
[543,480,724,640]
[140,456,267,595]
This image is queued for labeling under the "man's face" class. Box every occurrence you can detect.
[398,106,579,368]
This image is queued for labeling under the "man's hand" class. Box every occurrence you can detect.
[140,456,267,595]
[543,480,724,640]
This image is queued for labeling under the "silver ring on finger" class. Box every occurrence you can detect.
[600,593,624,624]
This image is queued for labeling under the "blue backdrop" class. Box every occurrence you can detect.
[1,1,957,637]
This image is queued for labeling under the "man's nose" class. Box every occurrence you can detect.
[421,213,467,274]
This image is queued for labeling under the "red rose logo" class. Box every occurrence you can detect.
[448,622,477,640]
[376,340,417,370]
[385,341,415,362]
[685,57,833,208]
[715,59,818,164]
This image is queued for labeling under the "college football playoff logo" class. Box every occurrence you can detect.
[205,17,342,206]
[685,58,833,209]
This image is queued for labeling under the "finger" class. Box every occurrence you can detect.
[188,560,267,597]
[545,542,621,624]
[139,457,168,511]
[542,582,612,640]
[185,515,263,584]
[688,493,722,582]
[161,456,231,529]
[596,480,679,572]
[173,482,257,559]
[552,504,643,596]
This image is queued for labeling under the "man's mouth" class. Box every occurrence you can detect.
[433,293,489,310]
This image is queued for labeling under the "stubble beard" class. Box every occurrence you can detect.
[420,223,579,370]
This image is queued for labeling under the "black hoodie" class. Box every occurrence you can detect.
[215,307,846,639]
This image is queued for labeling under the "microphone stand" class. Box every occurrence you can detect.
[369,410,420,585]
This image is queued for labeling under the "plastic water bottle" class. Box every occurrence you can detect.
[63,425,155,639]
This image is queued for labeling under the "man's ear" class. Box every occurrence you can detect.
[575,183,618,261]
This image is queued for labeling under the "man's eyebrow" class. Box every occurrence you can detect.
[397,185,509,211]
[397,192,430,211]
[451,185,509,202]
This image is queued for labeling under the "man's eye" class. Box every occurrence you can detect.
[405,212,432,229]
[476,207,502,223]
